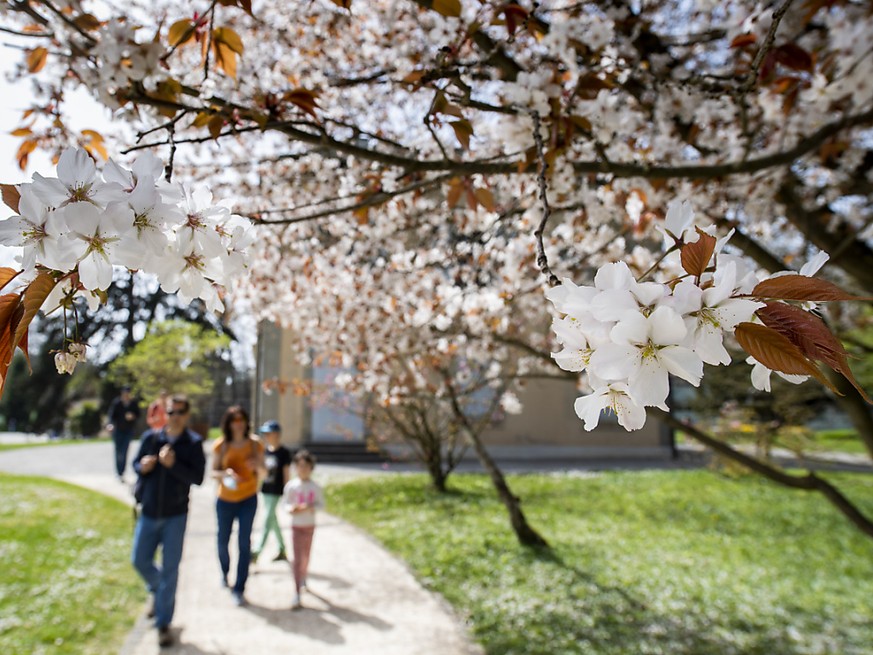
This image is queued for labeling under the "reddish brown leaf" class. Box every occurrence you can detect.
[730,33,757,48]
[751,274,869,302]
[450,119,473,150]
[757,302,871,402]
[12,271,57,354]
[329,0,352,8]
[0,268,21,292]
[473,187,496,212]
[208,115,225,140]
[679,229,717,278]
[26,47,48,73]
[73,13,102,31]
[0,293,22,397]
[501,3,528,36]
[773,42,814,73]
[432,0,462,18]
[168,20,195,47]
[16,140,37,170]
[1,184,21,213]
[735,322,837,392]
[446,179,464,208]
[284,90,320,118]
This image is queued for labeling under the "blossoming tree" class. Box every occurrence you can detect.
[1,0,872,537]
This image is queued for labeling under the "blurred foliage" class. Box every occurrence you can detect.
[107,320,231,418]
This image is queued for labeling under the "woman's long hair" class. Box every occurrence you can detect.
[220,405,251,442]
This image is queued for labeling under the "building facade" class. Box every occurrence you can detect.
[253,321,674,461]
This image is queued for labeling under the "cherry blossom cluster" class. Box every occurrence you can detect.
[0,148,254,371]
[546,200,826,432]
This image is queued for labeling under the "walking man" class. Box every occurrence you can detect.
[131,394,205,648]
[106,386,140,481]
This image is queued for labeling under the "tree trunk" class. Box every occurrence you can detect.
[466,429,549,548]
[424,445,449,493]
[825,369,873,460]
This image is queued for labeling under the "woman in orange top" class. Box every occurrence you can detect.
[212,405,265,606]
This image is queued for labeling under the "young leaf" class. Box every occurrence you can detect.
[12,271,57,354]
[734,322,837,392]
[0,294,22,395]
[450,119,473,150]
[1,184,21,213]
[208,115,225,140]
[773,42,814,73]
[757,302,871,403]
[214,27,244,55]
[0,268,21,292]
[432,0,462,18]
[213,41,239,79]
[26,47,48,73]
[730,33,757,48]
[73,13,102,31]
[751,274,868,302]
[473,187,496,212]
[168,19,195,47]
[501,3,529,36]
[679,229,716,278]
[284,89,320,118]
[446,178,464,208]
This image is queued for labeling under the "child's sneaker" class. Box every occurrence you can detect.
[272,551,287,562]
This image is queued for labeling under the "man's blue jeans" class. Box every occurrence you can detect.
[216,495,258,594]
[112,429,134,477]
[131,512,188,629]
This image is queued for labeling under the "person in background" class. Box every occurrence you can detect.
[131,394,205,648]
[284,449,325,610]
[212,405,266,606]
[107,386,141,482]
[252,420,292,564]
[147,390,169,431]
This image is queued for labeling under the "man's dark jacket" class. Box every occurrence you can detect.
[132,428,206,518]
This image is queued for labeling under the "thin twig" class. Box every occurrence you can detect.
[165,122,177,183]
[744,0,796,90]
[33,0,97,44]
[527,110,560,288]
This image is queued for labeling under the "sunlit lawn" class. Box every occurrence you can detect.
[0,438,110,453]
[328,470,873,655]
[0,474,145,654]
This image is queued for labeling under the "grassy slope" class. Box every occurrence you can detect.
[0,474,145,655]
[328,470,873,655]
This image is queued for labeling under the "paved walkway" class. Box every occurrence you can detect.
[0,442,483,655]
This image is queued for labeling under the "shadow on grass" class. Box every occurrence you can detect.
[505,546,815,655]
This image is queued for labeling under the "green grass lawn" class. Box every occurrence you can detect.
[327,470,873,655]
[675,429,871,457]
[0,474,145,654]
[0,438,110,453]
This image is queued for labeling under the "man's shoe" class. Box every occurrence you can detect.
[250,551,259,565]
[232,591,246,607]
[146,596,155,618]
[271,551,287,562]
[220,574,229,588]
[157,626,173,648]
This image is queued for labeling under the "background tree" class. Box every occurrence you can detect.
[106,320,231,421]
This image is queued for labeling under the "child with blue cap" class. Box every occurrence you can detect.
[252,420,292,563]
